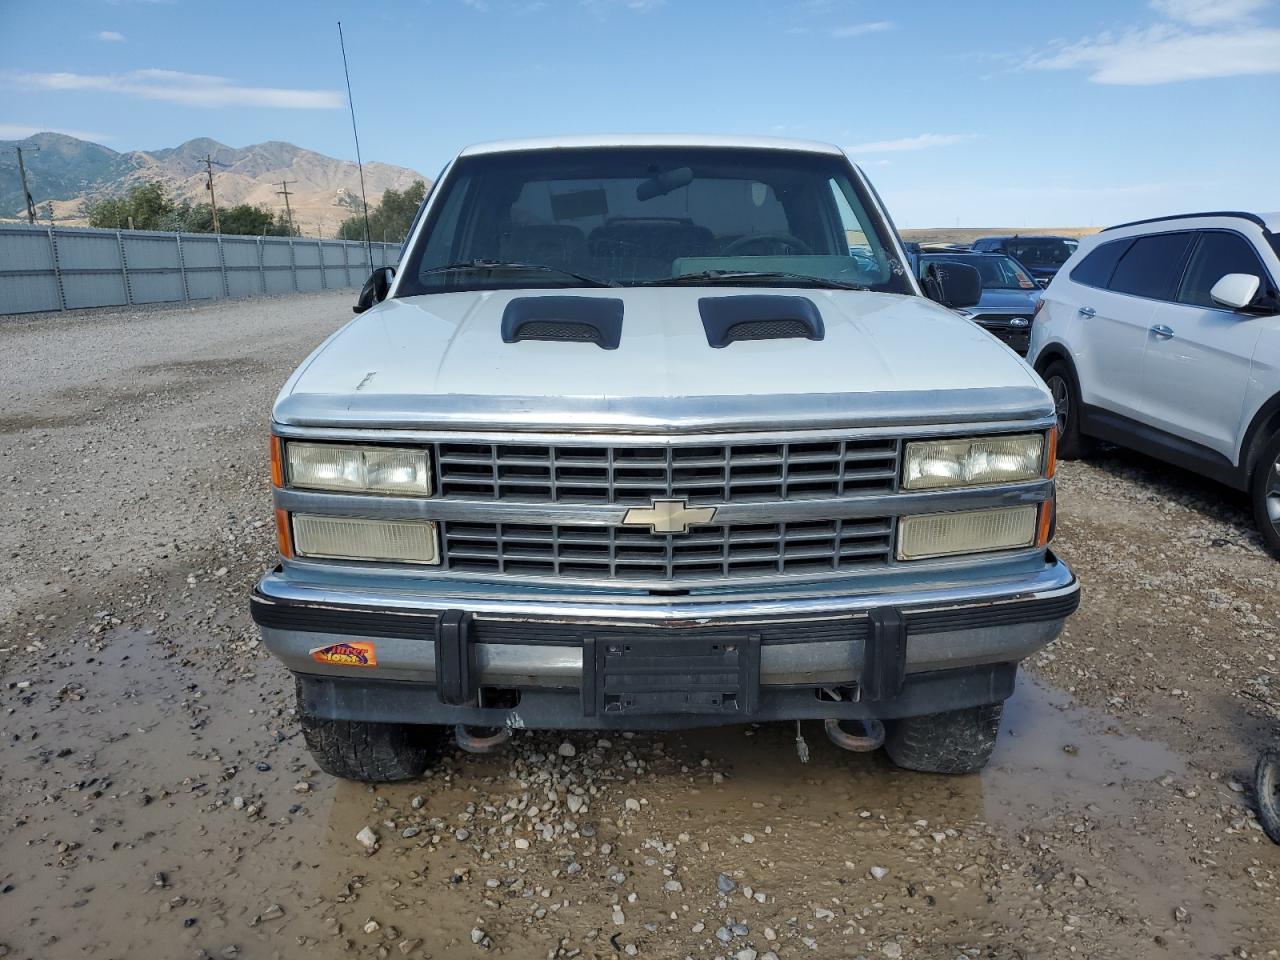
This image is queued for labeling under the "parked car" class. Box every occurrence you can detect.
[1028,210,1280,555]
[913,251,1041,355]
[971,235,1080,286]
[252,134,1078,783]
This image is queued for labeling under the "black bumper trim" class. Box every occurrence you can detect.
[250,582,1078,644]
[295,661,1019,729]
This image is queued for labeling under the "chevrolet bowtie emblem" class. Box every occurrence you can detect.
[622,498,718,535]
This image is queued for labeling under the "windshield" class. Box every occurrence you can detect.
[398,146,912,295]
[919,253,1037,290]
[1002,237,1078,267]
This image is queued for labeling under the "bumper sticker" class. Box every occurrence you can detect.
[310,641,377,667]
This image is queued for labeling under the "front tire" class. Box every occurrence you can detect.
[300,711,446,782]
[1249,430,1280,559]
[883,703,1004,774]
[1041,360,1094,460]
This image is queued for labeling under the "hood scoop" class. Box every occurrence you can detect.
[698,295,825,348]
[501,296,624,350]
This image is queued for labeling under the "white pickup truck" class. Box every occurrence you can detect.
[250,135,1078,782]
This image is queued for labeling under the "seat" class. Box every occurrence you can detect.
[587,218,715,281]
[498,224,588,271]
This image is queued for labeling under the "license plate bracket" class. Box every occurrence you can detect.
[583,634,761,718]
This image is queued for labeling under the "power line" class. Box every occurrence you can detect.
[201,154,229,234]
[15,146,39,225]
[337,21,373,268]
[276,179,297,235]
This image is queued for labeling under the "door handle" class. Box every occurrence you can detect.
[1151,324,1174,340]
[1078,306,1096,318]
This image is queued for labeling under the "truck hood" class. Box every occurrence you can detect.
[276,287,1052,432]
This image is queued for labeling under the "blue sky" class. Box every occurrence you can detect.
[2,0,1278,226]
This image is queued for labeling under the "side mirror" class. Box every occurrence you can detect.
[922,261,983,310]
[354,266,395,314]
[1210,273,1261,311]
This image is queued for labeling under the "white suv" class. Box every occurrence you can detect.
[1029,211,1280,555]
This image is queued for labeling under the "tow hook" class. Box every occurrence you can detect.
[824,717,886,753]
[454,724,510,754]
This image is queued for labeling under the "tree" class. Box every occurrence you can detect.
[84,181,174,230]
[338,180,427,243]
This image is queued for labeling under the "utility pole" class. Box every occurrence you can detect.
[202,154,222,234]
[276,179,297,236]
[15,146,38,224]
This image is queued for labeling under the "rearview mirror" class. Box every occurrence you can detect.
[354,266,395,314]
[1210,273,1261,311]
[922,261,983,310]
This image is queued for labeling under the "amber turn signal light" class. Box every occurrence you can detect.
[270,435,285,488]
[274,507,294,559]
[1045,427,1058,480]
[1036,498,1055,547]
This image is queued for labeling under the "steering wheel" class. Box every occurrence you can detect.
[721,232,814,257]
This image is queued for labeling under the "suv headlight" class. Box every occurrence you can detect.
[285,442,432,496]
[903,434,1044,490]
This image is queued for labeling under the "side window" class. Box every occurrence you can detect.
[1176,231,1269,308]
[1107,232,1193,300]
[1069,238,1131,289]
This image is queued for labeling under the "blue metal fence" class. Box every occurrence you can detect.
[0,224,401,316]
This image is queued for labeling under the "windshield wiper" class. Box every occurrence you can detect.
[419,259,618,288]
[637,270,867,291]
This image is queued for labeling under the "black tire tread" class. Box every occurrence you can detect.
[1042,359,1095,460]
[883,703,1004,774]
[1256,748,1280,844]
[1249,430,1280,560]
[301,712,444,782]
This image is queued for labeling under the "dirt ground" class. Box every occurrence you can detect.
[2,292,1277,960]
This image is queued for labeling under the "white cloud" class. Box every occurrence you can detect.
[830,21,892,38]
[1149,0,1267,26]
[844,133,975,154]
[0,123,111,141]
[1025,0,1280,84]
[579,0,665,13]
[1028,24,1280,83]
[15,69,345,109]
[97,30,125,42]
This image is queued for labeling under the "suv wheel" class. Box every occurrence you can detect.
[300,709,447,782]
[1250,429,1280,559]
[882,703,1003,774]
[1041,360,1094,460]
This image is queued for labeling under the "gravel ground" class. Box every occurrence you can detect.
[2,292,1278,960]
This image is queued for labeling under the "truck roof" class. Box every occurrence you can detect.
[458,134,846,158]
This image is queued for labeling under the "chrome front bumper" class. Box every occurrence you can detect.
[253,554,1077,703]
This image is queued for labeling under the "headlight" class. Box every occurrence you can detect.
[286,442,432,496]
[897,505,1037,560]
[291,514,440,564]
[903,434,1044,490]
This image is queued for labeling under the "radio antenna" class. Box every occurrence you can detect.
[338,21,374,268]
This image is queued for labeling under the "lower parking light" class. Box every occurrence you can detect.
[291,514,440,565]
[897,505,1038,561]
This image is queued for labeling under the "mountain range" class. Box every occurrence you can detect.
[0,133,430,235]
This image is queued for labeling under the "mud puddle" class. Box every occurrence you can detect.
[1,631,1271,959]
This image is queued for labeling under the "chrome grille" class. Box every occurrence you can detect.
[434,438,900,504]
[442,517,895,582]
